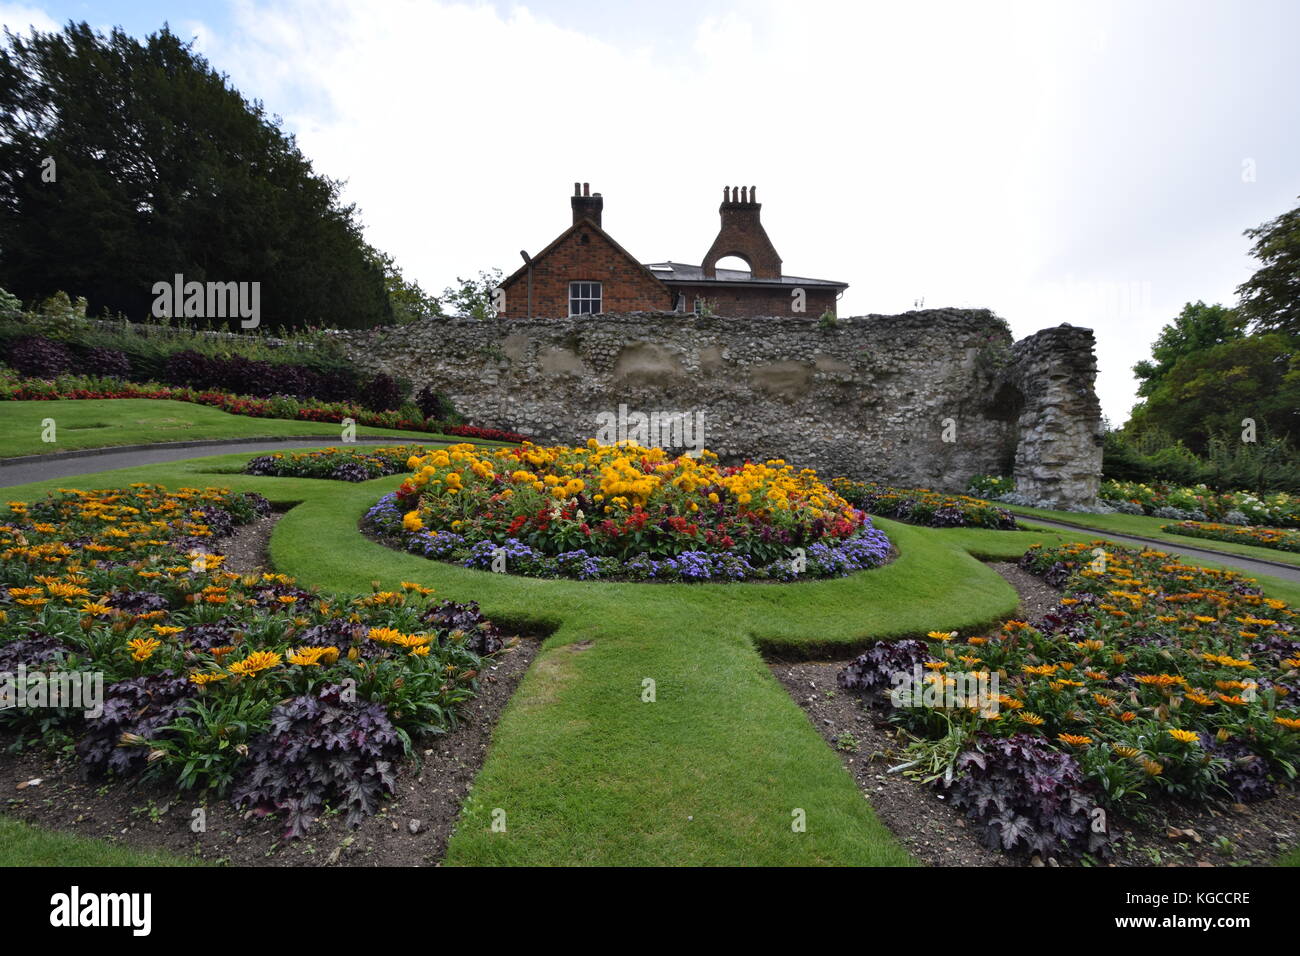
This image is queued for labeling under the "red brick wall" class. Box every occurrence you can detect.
[669,285,840,319]
[500,226,671,318]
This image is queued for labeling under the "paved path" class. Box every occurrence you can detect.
[1017,514,1300,585]
[0,436,417,489]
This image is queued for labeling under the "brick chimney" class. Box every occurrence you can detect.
[571,181,603,227]
[701,185,782,280]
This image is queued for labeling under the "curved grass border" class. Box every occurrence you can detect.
[4,451,1298,865]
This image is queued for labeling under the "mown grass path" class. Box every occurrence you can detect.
[4,452,1299,865]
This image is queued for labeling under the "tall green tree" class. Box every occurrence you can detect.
[1128,333,1299,451]
[1236,195,1300,336]
[1132,301,1243,397]
[440,269,503,319]
[0,22,392,329]
[366,246,441,323]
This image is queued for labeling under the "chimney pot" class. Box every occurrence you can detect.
[570,183,603,227]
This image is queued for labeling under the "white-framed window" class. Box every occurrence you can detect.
[569,281,602,316]
[675,293,686,312]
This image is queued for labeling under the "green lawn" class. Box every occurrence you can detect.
[0,817,200,867]
[1,453,1296,866]
[0,398,455,458]
[1005,504,1300,569]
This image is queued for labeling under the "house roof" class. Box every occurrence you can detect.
[642,262,848,290]
[502,217,672,294]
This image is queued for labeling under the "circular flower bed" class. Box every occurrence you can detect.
[364,441,892,582]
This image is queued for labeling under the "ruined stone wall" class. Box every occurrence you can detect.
[335,309,1103,506]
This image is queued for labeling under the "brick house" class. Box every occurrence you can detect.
[498,184,847,319]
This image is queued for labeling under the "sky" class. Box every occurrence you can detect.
[3,0,1299,424]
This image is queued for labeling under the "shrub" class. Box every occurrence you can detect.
[231,684,401,838]
[415,384,456,422]
[367,372,404,412]
[838,639,931,697]
[944,733,1109,859]
[966,474,1015,498]
[76,672,197,777]
[9,336,73,378]
[82,345,132,379]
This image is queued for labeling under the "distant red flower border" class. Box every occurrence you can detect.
[1,377,529,445]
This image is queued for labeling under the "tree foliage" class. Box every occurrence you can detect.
[439,268,503,319]
[1237,196,1300,337]
[1132,301,1243,397]
[1128,331,1299,452]
[0,22,392,329]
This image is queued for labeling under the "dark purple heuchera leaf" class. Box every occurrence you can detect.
[0,633,71,671]
[231,684,401,838]
[10,335,73,377]
[296,617,366,649]
[1197,733,1276,802]
[838,639,930,698]
[106,589,170,614]
[76,672,196,777]
[420,600,505,655]
[945,733,1110,859]
[178,618,241,652]
[248,581,316,609]
[329,461,374,482]
[82,345,132,378]
[243,455,281,476]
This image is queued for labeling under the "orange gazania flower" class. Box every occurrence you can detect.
[1057,733,1092,747]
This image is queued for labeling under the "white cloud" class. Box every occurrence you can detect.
[0,3,58,35]
[10,0,1300,424]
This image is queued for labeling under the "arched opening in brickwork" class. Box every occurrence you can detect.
[712,254,752,275]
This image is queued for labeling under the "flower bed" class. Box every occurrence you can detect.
[364,441,892,582]
[1,484,503,837]
[1098,479,1300,527]
[0,368,529,444]
[831,478,1019,530]
[1163,521,1300,555]
[838,541,1299,859]
[245,445,430,482]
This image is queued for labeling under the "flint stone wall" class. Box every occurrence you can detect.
[336,309,1103,507]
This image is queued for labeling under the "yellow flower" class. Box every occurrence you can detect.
[287,646,329,667]
[127,637,161,661]
[227,650,281,676]
[189,671,228,686]
[1057,733,1092,747]
[403,510,424,532]
[1168,728,1199,744]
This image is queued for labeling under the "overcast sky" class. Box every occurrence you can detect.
[4,0,1299,423]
